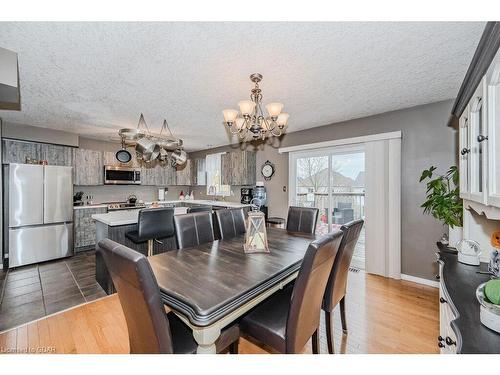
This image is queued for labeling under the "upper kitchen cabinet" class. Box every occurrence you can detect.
[221,150,256,186]
[486,49,500,208]
[193,157,206,186]
[0,47,21,110]
[459,108,471,200]
[469,79,488,205]
[176,159,192,186]
[2,139,42,164]
[103,150,140,167]
[73,148,103,185]
[41,143,74,166]
[141,162,176,186]
[453,30,500,216]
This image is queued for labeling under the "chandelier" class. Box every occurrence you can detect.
[222,73,289,141]
[118,114,187,166]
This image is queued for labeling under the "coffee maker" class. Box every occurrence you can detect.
[240,187,253,204]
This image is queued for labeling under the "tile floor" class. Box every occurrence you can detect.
[0,251,106,332]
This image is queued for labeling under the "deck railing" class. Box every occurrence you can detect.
[295,191,365,222]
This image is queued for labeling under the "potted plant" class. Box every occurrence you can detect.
[419,165,463,248]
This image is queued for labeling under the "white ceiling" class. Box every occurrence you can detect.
[0,22,485,151]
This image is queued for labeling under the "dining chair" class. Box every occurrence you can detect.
[286,206,320,234]
[174,211,215,249]
[322,219,364,354]
[125,207,175,257]
[97,238,239,354]
[215,208,246,240]
[240,230,343,354]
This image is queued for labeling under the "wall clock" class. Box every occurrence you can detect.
[261,160,275,181]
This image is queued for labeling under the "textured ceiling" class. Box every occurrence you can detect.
[0,22,485,151]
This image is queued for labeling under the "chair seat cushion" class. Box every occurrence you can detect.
[167,312,240,354]
[125,230,145,244]
[240,286,293,353]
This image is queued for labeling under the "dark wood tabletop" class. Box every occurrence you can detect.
[148,228,317,327]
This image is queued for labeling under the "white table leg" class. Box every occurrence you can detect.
[192,325,221,354]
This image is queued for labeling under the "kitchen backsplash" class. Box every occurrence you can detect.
[74,184,242,204]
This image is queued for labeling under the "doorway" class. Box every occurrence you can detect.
[289,145,366,269]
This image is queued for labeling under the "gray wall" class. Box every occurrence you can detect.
[279,99,456,280]
[194,99,456,280]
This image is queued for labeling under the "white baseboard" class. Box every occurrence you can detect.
[401,274,439,288]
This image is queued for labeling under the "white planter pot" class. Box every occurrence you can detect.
[448,226,463,248]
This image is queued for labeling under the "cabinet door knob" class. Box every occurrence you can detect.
[445,337,456,346]
[439,297,447,304]
[477,135,488,143]
[438,342,445,348]
[460,148,470,155]
[435,274,440,280]
[438,336,444,342]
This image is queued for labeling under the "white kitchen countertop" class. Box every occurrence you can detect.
[92,207,189,226]
[145,199,251,208]
[73,204,108,210]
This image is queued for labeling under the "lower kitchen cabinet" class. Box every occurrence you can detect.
[74,207,107,251]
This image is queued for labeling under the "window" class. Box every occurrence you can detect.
[206,153,231,196]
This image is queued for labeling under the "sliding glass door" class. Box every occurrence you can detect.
[290,145,365,268]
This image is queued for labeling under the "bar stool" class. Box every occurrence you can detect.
[125,207,175,257]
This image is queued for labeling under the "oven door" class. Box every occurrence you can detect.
[104,167,141,185]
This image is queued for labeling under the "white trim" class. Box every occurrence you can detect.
[387,138,401,279]
[401,274,439,288]
[278,131,402,154]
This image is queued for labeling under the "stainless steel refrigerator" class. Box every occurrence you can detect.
[3,163,73,268]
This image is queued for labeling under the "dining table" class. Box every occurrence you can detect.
[148,227,317,354]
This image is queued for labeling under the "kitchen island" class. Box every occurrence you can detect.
[93,207,188,293]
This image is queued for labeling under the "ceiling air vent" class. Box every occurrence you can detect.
[0,47,21,111]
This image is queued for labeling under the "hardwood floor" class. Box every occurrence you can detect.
[0,271,439,354]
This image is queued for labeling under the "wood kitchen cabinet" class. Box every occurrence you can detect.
[193,157,206,185]
[41,143,74,166]
[2,139,43,164]
[103,150,141,167]
[74,206,107,251]
[221,150,256,186]
[2,139,74,166]
[141,161,176,186]
[176,159,192,185]
[73,148,104,185]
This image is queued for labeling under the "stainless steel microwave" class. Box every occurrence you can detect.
[104,165,141,185]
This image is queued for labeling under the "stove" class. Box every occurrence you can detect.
[107,202,146,211]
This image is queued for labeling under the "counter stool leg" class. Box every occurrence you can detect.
[147,239,153,257]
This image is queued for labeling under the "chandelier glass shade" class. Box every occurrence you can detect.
[223,73,289,141]
[118,114,186,166]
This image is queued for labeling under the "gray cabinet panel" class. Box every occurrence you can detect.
[73,148,103,185]
[176,159,192,186]
[141,161,176,186]
[2,139,42,164]
[2,139,74,166]
[103,150,140,167]
[74,207,107,250]
[194,158,206,186]
[41,143,74,166]
[221,151,256,186]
